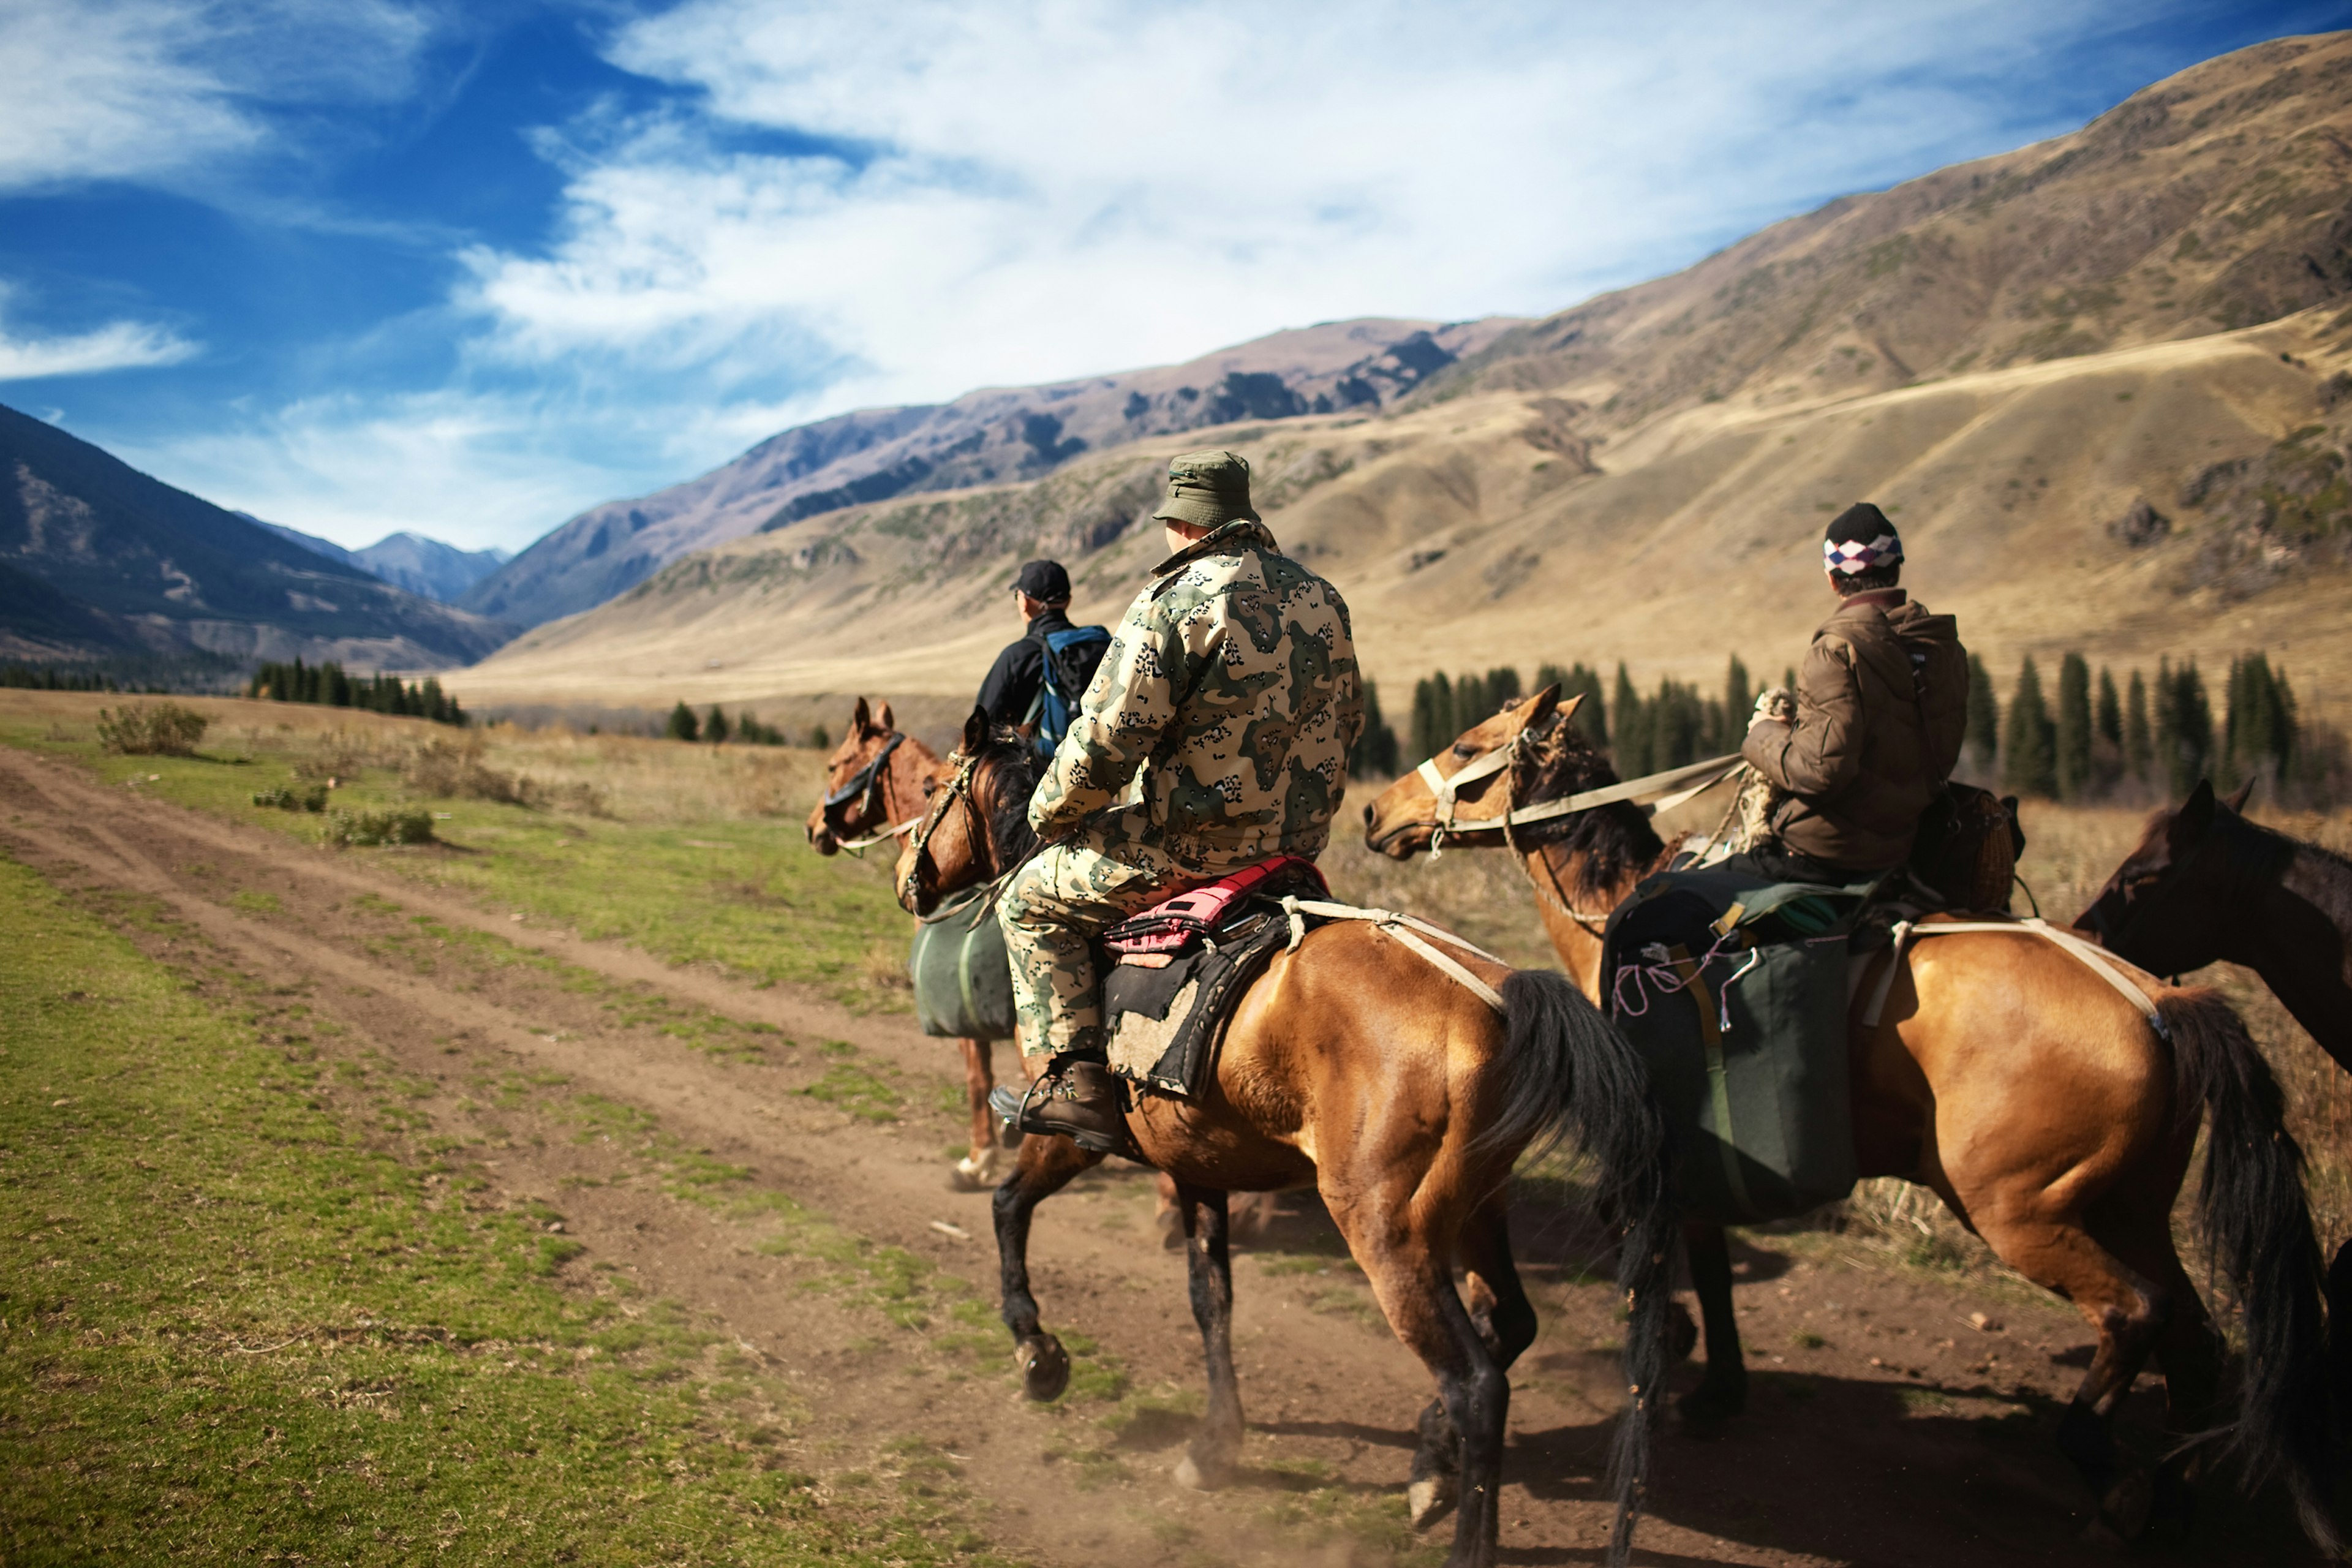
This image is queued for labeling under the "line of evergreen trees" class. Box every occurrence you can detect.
[1982,650,2323,802]
[1355,646,2336,805]
[248,658,465,726]
[664,701,823,747]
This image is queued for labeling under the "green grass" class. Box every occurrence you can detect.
[2,714,910,1010]
[0,849,996,1566]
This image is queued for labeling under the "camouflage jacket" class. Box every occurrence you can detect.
[1028,519,1362,869]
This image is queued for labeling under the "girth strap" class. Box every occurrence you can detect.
[1860,916,2168,1038]
[1278,895,1508,1012]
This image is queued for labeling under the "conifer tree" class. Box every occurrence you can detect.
[1724,655,1752,747]
[2055,652,2093,801]
[1454,671,1489,728]
[1535,662,1608,744]
[810,724,830,750]
[1612,663,1649,775]
[1964,654,1999,769]
[2223,652,2297,787]
[1485,666,1523,709]
[2095,668,2121,750]
[2124,669,2152,782]
[1349,681,1401,778]
[2002,657,2057,798]
[705,704,730,744]
[666,700,699,742]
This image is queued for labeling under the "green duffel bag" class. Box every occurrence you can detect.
[1604,865,1867,1226]
[908,885,1016,1041]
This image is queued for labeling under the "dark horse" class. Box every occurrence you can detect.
[894,710,1679,1568]
[1366,687,2342,1551]
[2076,778,2352,1071]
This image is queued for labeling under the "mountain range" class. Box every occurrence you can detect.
[0,404,513,669]
[458,317,1520,628]
[454,31,2352,725]
[247,517,511,604]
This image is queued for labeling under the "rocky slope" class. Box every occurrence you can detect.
[0,404,514,669]
[459,318,1520,628]
[456,32,2352,722]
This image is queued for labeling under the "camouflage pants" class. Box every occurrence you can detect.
[997,815,1213,1058]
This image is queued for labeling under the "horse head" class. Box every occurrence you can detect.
[893,707,1041,916]
[2074,777,2257,970]
[806,696,930,855]
[1361,686,1577,858]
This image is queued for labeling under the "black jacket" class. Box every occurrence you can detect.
[975,607,1074,725]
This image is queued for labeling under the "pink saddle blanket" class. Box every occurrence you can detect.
[1102,856,1330,957]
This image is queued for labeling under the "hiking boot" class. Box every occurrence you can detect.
[989,1058,1130,1154]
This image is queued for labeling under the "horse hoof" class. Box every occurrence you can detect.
[1406,1476,1458,1531]
[1667,1302,1698,1362]
[1174,1451,1227,1491]
[1016,1336,1069,1402]
[946,1159,989,1193]
[2094,1472,2154,1545]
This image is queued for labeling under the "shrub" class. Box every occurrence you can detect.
[666,701,699,742]
[251,784,328,813]
[94,701,208,756]
[403,736,524,804]
[323,808,435,847]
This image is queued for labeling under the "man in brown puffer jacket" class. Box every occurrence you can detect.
[1741,503,1969,882]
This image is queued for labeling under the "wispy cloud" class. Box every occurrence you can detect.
[454,0,2184,423]
[0,0,440,192]
[0,292,197,381]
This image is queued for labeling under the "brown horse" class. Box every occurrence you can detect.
[1365,687,2340,1550]
[805,698,1011,1187]
[2076,778,2352,1072]
[894,710,1678,1568]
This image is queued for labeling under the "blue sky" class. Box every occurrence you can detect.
[2,1,2345,552]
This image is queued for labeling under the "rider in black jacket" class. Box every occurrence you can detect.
[975,559,1074,726]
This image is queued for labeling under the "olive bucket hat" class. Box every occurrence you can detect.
[1152,449,1261,529]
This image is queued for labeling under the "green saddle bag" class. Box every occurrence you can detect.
[1604,865,1868,1226]
[908,886,1016,1041]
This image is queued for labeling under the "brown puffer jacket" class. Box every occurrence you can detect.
[1741,590,1968,874]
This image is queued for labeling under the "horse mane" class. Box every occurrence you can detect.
[973,725,1044,866]
[1516,717,1666,900]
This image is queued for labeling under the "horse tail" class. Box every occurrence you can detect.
[2162,986,2340,1553]
[1485,969,1674,1568]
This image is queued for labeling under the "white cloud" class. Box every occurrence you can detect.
[0,291,196,380]
[0,0,439,192]
[454,0,2152,424]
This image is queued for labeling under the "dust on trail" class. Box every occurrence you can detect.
[0,742,2323,1566]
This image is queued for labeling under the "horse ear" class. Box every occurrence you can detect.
[1523,684,1562,727]
[851,696,872,734]
[963,705,991,755]
[2223,778,2255,813]
[875,700,896,734]
[2169,778,2216,853]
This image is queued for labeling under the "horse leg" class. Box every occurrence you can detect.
[2106,1213,2223,1539]
[1328,1193,1508,1568]
[1970,1205,2171,1544]
[1170,1182,1245,1490]
[1153,1171,1185,1250]
[991,1132,1103,1400]
[1409,1196,1540,1531]
[1678,1221,1746,1430]
[949,1038,1006,1191]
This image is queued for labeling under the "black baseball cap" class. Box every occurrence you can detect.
[1009,559,1071,601]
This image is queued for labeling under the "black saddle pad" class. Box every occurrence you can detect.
[1101,904,1292,1097]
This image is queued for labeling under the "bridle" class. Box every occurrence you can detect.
[1397,722,1745,934]
[897,747,982,914]
[824,731,924,853]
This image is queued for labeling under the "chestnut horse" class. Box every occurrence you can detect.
[1365,687,2340,1551]
[805,698,1012,1187]
[2076,778,2352,1072]
[894,711,1678,1568]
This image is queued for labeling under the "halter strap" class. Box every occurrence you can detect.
[1413,726,1743,855]
[824,731,905,808]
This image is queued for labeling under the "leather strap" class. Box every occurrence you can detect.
[1278,895,1507,1012]
[1861,916,2166,1036]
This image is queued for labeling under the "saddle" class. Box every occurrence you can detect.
[1099,856,1330,1096]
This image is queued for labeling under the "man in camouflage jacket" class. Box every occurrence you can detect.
[993,449,1362,1150]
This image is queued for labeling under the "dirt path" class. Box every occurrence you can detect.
[1,744,2324,1566]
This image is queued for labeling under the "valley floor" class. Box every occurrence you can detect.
[0,700,2335,1565]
